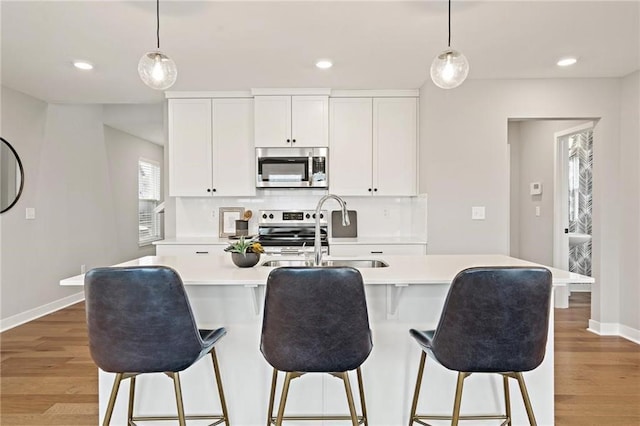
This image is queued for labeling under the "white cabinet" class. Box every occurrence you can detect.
[254,96,328,147]
[168,98,254,197]
[330,243,426,256]
[329,98,373,196]
[156,244,226,256]
[329,97,417,196]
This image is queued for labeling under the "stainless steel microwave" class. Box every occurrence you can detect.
[256,147,328,188]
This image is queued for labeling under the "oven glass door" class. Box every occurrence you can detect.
[257,157,309,187]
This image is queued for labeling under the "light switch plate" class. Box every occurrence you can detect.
[25,207,36,220]
[471,206,485,220]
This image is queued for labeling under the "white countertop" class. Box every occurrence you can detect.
[60,253,593,287]
[154,236,428,246]
[328,237,427,245]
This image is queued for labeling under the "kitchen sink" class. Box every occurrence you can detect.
[261,259,389,268]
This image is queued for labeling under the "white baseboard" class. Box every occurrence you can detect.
[0,291,85,332]
[588,319,640,345]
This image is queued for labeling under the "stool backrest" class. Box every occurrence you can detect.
[84,266,203,373]
[261,267,372,373]
[431,266,552,373]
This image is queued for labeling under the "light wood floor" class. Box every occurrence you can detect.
[1,293,639,425]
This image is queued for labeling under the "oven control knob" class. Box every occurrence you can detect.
[262,213,267,219]
[320,213,324,219]
[305,213,311,219]
[269,214,274,219]
[312,213,316,219]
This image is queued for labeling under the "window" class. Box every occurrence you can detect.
[138,158,162,245]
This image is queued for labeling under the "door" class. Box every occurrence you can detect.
[291,96,329,147]
[168,99,213,196]
[373,97,418,196]
[329,97,373,195]
[553,122,594,278]
[212,98,255,196]
[254,96,291,147]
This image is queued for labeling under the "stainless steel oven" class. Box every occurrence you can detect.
[257,209,328,256]
[256,147,328,188]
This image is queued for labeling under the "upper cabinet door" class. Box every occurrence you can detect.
[329,98,373,196]
[373,97,418,196]
[254,95,328,147]
[168,99,213,196]
[291,96,328,147]
[211,98,255,197]
[254,96,292,147]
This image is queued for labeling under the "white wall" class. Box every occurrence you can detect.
[0,87,118,325]
[618,71,640,335]
[419,77,637,340]
[0,87,164,329]
[103,126,164,262]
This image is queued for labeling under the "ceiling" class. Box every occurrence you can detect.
[2,0,639,106]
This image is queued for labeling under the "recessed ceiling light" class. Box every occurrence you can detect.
[73,60,94,70]
[557,57,578,67]
[315,60,333,70]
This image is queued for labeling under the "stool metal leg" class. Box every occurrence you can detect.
[210,347,230,425]
[267,369,278,426]
[104,373,123,426]
[275,372,294,426]
[340,372,359,426]
[127,376,136,425]
[408,351,427,426]
[356,367,368,426]
[451,372,469,426]
[515,372,537,426]
[171,372,187,426]
[503,375,511,425]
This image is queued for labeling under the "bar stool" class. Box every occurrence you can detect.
[260,267,372,426]
[408,266,552,426]
[84,266,230,426]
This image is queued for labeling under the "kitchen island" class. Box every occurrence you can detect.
[61,254,593,426]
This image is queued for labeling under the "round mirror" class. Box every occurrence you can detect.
[1,137,25,213]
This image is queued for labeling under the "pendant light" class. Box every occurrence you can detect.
[138,0,177,90]
[430,0,469,89]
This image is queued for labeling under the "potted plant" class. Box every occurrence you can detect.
[224,237,264,268]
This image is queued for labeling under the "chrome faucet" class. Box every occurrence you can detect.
[314,194,350,266]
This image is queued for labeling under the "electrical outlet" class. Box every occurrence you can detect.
[80,264,86,274]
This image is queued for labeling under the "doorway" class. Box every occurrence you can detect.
[508,118,596,305]
[554,122,594,291]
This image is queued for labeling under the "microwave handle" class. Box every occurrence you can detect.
[308,154,313,186]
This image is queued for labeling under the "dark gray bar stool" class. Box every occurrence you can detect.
[408,266,552,426]
[84,266,230,426]
[261,267,373,426]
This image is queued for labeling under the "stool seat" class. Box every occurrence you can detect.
[84,266,230,426]
[261,267,372,426]
[408,266,552,426]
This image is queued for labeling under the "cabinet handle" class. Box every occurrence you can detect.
[195,251,209,254]
[370,251,384,254]
[212,188,217,192]
[368,188,372,192]
[286,139,291,143]
[292,139,296,143]
[374,188,378,192]
[207,188,211,193]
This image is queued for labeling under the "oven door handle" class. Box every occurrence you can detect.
[280,248,304,255]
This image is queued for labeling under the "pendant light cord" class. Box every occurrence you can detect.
[448,0,451,48]
[156,0,160,49]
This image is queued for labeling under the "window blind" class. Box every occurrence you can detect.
[138,159,161,245]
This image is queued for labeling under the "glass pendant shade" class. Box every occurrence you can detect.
[430,48,469,89]
[138,51,177,90]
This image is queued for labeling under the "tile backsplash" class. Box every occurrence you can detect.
[174,192,427,240]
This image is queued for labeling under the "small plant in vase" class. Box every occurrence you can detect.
[224,237,264,268]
